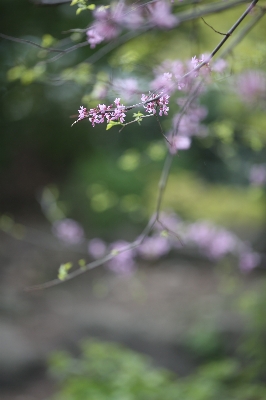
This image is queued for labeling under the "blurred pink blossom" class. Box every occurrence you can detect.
[212,59,227,73]
[154,212,182,233]
[147,1,178,29]
[169,102,208,141]
[52,218,84,244]
[235,70,266,103]
[187,221,237,260]
[107,240,136,275]
[249,164,266,186]
[88,238,107,259]
[169,135,191,153]
[115,3,144,29]
[112,77,139,101]
[151,72,174,93]
[138,235,170,260]
[86,6,121,48]
[239,251,260,273]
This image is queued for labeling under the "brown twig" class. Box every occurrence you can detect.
[201,17,228,36]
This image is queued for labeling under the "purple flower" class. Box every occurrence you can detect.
[112,78,139,101]
[52,218,84,245]
[86,6,121,48]
[249,164,266,186]
[235,70,266,103]
[169,135,191,153]
[154,212,182,233]
[207,230,237,260]
[86,27,104,49]
[170,102,208,138]
[142,93,170,116]
[212,59,227,73]
[147,1,178,29]
[88,238,107,259]
[138,235,170,260]
[114,3,144,29]
[151,72,174,94]
[107,240,136,275]
[77,106,88,121]
[187,221,239,260]
[239,251,260,273]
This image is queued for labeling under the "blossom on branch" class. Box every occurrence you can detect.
[147,0,178,29]
[72,93,171,128]
[141,93,170,116]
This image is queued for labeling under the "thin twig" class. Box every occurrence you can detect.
[26,216,156,291]
[154,113,171,145]
[0,33,65,53]
[201,17,228,36]
[219,7,266,59]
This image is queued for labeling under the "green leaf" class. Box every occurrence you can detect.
[161,230,169,238]
[106,121,122,130]
[58,262,73,281]
[78,259,86,269]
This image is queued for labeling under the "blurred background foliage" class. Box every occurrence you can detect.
[1,0,266,244]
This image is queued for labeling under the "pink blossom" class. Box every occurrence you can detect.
[107,240,136,275]
[151,72,174,94]
[212,59,227,73]
[142,93,170,116]
[169,135,191,153]
[249,164,266,186]
[77,106,88,121]
[86,27,104,49]
[235,70,266,103]
[88,238,107,259]
[52,218,84,245]
[171,102,208,138]
[147,1,178,29]
[112,78,139,101]
[154,212,182,233]
[187,221,239,260]
[207,230,237,260]
[138,235,170,260]
[113,2,144,29]
[86,6,121,48]
[239,251,260,273]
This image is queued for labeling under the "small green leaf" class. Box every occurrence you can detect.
[133,112,144,118]
[161,230,169,238]
[111,249,119,256]
[78,259,86,269]
[58,262,73,281]
[106,121,122,130]
[87,4,96,10]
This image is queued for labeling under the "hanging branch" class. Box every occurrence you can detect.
[26,0,264,291]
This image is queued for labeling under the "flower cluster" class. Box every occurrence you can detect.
[72,93,170,127]
[86,1,177,49]
[141,93,170,116]
[85,212,261,275]
[73,98,126,127]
